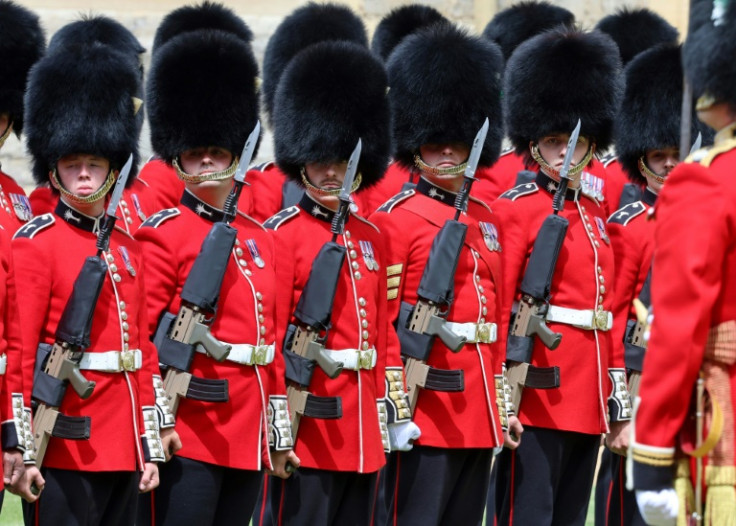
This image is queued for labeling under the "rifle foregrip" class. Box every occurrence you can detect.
[59,358,95,399]
[533,323,562,350]
[311,341,343,379]
[427,316,465,352]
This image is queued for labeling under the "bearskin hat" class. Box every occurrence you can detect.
[147,29,259,163]
[371,4,448,61]
[0,0,45,136]
[262,2,367,123]
[24,43,140,186]
[504,28,623,154]
[615,44,713,184]
[272,41,390,190]
[388,23,504,169]
[482,1,575,61]
[152,1,253,53]
[595,8,678,66]
[683,1,736,109]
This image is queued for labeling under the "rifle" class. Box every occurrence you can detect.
[506,120,582,412]
[155,122,260,418]
[400,119,489,412]
[31,155,134,479]
[283,141,365,442]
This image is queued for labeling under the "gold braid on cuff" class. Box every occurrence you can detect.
[300,167,362,197]
[0,122,12,150]
[413,154,467,176]
[173,156,238,183]
[637,157,666,185]
[530,144,593,179]
[50,168,116,204]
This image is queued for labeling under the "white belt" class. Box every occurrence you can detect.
[196,343,275,366]
[324,348,377,371]
[546,305,613,331]
[79,349,142,372]
[0,353,6,375]
[446,322,498,344]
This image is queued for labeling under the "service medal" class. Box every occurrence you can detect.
[9,193,32,222]
[132,193,147,221]
[246,238,266,268]
[118,246,137,276]
[479,222,501,252]
[595,217,610,245]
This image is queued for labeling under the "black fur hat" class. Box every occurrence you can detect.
[683,1,736,109]
[272,41,390,190]
[504,28,623,154]
[388,23,504,169]
[482,1,574,61]
[595,8,678,66]
[371,4,448,61]
[262,2,367,123]
[152,1,253,53]
[0,0,45,136]
[147,29,259,163]
[24,43,140,186]
[616,44,713,184]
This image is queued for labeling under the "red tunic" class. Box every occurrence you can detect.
[12,200,159,471]
[266,193,400,473]
[369,177,505,449]
[136,158,184,211]
[492,170,620,434]
[632,131,736,489]
[0,171,31,233]
[135,190,286,470]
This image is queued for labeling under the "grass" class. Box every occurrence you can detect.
[0,493,23,526]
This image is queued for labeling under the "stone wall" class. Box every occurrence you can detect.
[5,0,690,191]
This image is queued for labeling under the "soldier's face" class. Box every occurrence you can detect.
[534,133,591,170]
[180,146,233,177]
[419,142,470,170]
[304,161,348,209]
[0,113,9,137]
[55,154,110,198]
[642,147,678,193]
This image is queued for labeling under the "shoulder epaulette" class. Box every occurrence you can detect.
[236,211,267,232]
[499,182,538,201]
[13,214,54,239]
[263,206,299,230]
[350,213,380,232]
[468,195,491,212]
[376,189,415,213]
[687,138,736,167]
[139,208,180,229]
[607,201,646,226]
[252,160,275,172]
[599,152,617,168]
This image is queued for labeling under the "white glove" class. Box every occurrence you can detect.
[388,421,421,451]
[635,488,678,526]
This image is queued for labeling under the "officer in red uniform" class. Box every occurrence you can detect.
[596,42,713,526]
[0,1,44,232]
[136,19,297,525]
[26,15,155,235]
[14,42,168,525]
[631,6,736,525]
[368,23,513,526]
[264,40,410,525]
[491,29,629,526]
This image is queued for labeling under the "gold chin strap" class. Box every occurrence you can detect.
[637,157,666,185]
[0,121,13,150]
[173,156,238,183]
[413,154,467,176]
[299,167,362,197]
[50,168,116,204]
[530,143,594,179]
[696,93,718,112]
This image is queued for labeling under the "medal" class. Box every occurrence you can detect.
[132,193,146,222]
[581,172,605,201]
[479,222,501,252]
[9,193,32,222]
[359,240,378,271]
[118,246,137,276]
[595,217,610,245]
[246,238,266,268]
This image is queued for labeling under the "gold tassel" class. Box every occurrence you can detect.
[705,466,736,526]
[675,459,694,526]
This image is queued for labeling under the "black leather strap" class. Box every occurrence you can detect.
[524,365,560,389]
[424,367,465,392]
[185,376,229,403]
[302,394,342,419]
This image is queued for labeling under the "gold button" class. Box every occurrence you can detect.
[258,304,263,313]
[122,322,129,331]
[478,285,484,293]
[475,275,481,282]
[119,301,126,309]
[126,218,133,224]
[239,259,247,266]
[258,315,265,323]
[260,326,266,335]
[594,241,600,248]
[362,330,370,339]
[599,276,605,283]
[349,250,358,259]
[113,273,122,282]
[354,271,361,280]
[107,254,115,263]
[345,231,351,239]
[360,309,367,317]
[235,239,240,246]
[110,264,118,272]
[600,285,606,294]
[481,296,487,304]
[256,292,263,300]
[236,248,244,256]
[362,319,368,328]
[260,338,266,345]
[352,261,359,270]
[482,306,487,316]
[121,312,128,321]
[347,241,354,249]
[359,298,366,307]
[123,332,129,342]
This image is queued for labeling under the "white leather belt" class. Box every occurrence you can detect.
[0,353,6,375]
[446,322,498,344]
[546,305,613,331]
[324,348,377,371]
[79,349,142,372]
[196,343,275,366]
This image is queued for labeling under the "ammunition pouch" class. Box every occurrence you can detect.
[49,415,91,440]
[184,376,229,403]
[624,319,646,372]
[523,366,561,389]
[423,367,464,392]
[155,312,196,371]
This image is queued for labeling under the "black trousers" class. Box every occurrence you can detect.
[387,445,493,526]
[138,456,262,526]
[23,468,138,526]
[270,467,379,526]
[595,447,646,526]
[495,426,600,526]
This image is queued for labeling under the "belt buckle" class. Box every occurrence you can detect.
[475,323,491,344]
[253,345,268,365]
[594,310,609,331]
[120,350,136,372]
[359,349,374,370]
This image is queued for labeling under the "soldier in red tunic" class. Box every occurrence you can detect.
[369,23,513,526]
[596,42,713,526]
[491,28,630,526]
[631,5,736,525]
[264,40,409,525]
[15,41,168,525]
[135,15,297,525]
[0,1,44,232]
